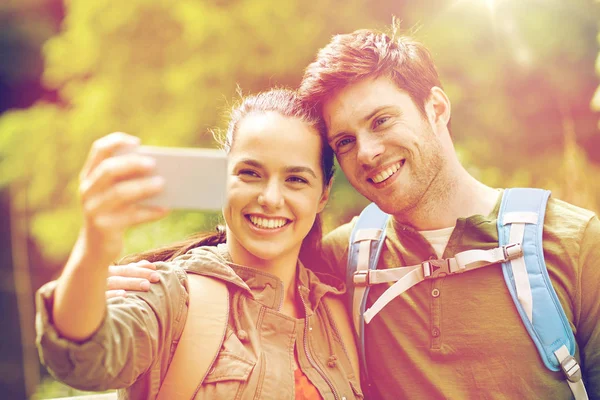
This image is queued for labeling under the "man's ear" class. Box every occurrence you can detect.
[425,86,451,129]
[317,179,333,213]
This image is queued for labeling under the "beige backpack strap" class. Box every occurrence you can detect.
[156,273,229,400]
[323,296,360,382]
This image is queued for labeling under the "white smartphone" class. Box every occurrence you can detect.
[120,145,228,211]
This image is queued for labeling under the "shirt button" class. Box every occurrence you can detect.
[428,255,436,260]
[432,328,440,337]
[432,288,440,297]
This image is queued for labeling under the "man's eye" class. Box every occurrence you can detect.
[336,137,355,150]
[373,116,390,128]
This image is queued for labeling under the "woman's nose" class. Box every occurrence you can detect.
[257,181,284,210]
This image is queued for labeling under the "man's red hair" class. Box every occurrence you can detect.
[299,28,442,117]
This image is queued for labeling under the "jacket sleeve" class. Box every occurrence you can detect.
[577,215,600,398]
[35,263,189,391]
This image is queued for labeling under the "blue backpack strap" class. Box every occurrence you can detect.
[498,188,587,398]
[347,203,390,387]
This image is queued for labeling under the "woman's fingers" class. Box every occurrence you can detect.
[80,154,158,201]
[78,132,167,233]
[80,132,140,181]
[83,175,165,221]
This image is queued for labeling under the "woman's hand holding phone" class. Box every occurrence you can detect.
[77,132,169,267]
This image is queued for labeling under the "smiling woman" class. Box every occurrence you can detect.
[34,88,362,400]
[224,110,330,274]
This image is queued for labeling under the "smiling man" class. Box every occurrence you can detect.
[298,29,600,399]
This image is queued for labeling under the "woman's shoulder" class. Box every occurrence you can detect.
[160,244,249,293]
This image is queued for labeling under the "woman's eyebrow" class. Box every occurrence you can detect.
[236,159,263,168]
[285,166,317,179]
[236,159,317,178]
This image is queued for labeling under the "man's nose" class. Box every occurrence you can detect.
[356,134,384,167]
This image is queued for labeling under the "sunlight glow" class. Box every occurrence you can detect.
[450,0,502,14]
[447,0,535,69]
[484,0,496,12]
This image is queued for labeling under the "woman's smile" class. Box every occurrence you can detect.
[246,214,292,231]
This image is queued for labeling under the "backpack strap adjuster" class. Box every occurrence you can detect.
[353,270,370,286]
[561,355,583,383]
[502,243,523,260]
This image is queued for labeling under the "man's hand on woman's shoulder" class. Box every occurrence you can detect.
[106,260,160,299]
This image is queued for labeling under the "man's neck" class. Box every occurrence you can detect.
[393,164,499,230]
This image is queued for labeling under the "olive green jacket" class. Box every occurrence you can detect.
[36,244,363,400]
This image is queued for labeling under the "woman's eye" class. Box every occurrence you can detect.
[288,176,308,184]
[239,169,259,178]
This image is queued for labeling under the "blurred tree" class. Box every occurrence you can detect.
[0,1,63,398]
[592,0,600,134]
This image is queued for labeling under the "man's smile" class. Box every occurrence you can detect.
[368,160,405,185]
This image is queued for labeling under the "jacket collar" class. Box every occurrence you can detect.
[181,244,345,314]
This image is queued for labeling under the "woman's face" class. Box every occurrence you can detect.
[223,111,330,266]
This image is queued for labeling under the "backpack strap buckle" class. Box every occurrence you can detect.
[422,259,451,279]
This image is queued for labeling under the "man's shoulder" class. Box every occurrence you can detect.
[540,196,600,276]
[544,196,597,235]
[323,216,359,249]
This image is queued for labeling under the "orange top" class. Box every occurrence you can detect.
[295,366,323,400]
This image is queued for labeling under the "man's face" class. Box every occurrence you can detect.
[322,76,446,217]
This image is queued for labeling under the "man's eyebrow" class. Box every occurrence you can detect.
[285,166,318,179]
[328,130,346,145]
[363,105,396,123]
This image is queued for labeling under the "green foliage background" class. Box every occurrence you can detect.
[1,0,599,397]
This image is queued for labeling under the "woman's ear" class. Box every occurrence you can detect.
[426,86,451,129]
[317,179,333,213]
